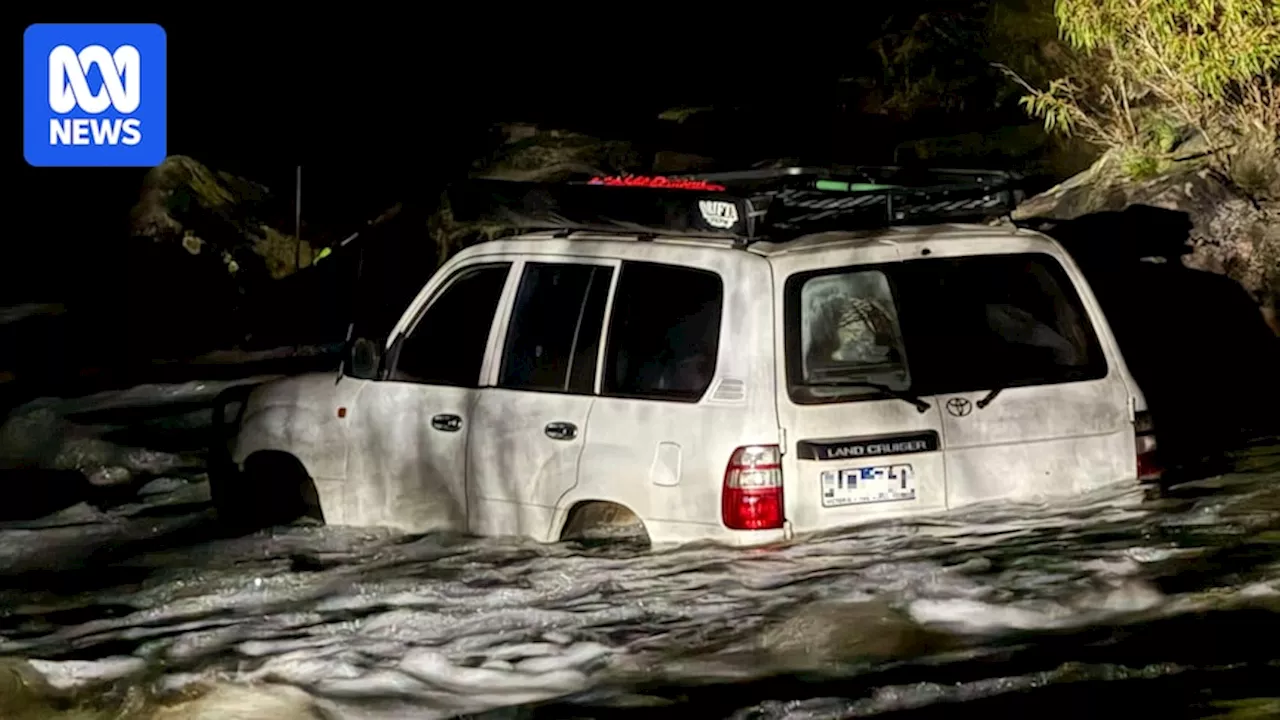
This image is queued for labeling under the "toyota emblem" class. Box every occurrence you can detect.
[945,397,973,417]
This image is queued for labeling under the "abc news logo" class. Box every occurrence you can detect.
[48,44,143,146]
[23,24,167,167]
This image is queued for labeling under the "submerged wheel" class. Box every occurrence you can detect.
[214,451,323,531]
[559,501,649,545]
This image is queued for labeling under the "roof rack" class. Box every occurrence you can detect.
[446,165,1024,248]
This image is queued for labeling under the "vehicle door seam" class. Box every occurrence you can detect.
[549,394,597,539]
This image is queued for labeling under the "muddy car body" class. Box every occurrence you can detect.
[216,169,1161,546]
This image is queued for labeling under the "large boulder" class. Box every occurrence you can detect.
[114,131,714,357]
[123,157,326,359]
[1014,156,1280,456]
[428,124,650,260]
[1013,153,1280,335]
[427,123,758,258]
[130,155,318,286]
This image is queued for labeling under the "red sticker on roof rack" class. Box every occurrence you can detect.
[588,175,726,192]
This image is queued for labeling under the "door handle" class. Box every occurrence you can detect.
[544,421,578,441]
[431,414,463,432]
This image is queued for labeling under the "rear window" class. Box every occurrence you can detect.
[785,253,1108,404]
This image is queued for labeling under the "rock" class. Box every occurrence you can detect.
[150,682,323,720]
[129,155,315,284]
[1014,166,1280,449]
[0,657,65,720]
[0,407,69,469]
[137,477,188,496]
[0,404,199,488]
[85,466,132,488]
[1,501,105,529]
[25,656,146,692]
[0,304,67,325]
[542,631,573,645]
[123,478,211,511]
[156,672,208,694]
[1013,153,1280,329]
[755,598,959,670]
[430,124,720,261]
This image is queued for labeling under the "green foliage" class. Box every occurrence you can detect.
[1119,146,1166,178]
[1055,0,1279,100]
[1009,0,1280,190]
[1146,114,1181,153]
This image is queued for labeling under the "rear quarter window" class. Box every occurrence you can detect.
[602,261,724,403]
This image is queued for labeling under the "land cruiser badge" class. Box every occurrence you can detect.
[699,200,739,229]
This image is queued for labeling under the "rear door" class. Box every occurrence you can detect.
[905,252,1133,504]
[573,258,758,545]
[467,258,616,540]
[775,255,949,535]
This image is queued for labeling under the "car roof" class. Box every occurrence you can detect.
[481,222,1054,259]
[743,223,1034,257]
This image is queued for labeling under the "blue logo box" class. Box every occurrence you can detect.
[23,23,167,167]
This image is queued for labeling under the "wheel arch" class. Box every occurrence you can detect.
[218,449,325,526]
[556,498,649,544]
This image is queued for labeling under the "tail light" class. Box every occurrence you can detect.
[1135,410,1162,481]
[722,445,784,530]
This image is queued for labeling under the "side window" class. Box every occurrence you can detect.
[390,263,511,386]
[498,263,613,394]
[787,268,911,402]
[603,261,723,402]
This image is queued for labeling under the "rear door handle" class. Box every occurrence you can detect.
[544,421,578,441]
[431,414,462,432]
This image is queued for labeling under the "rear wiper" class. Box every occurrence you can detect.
[976,386,1004,409]
[801,381,931,413]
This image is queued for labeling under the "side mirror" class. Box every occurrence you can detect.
[347,337,382,379]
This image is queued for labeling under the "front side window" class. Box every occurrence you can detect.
[786,253,1108,403]
[603,261,723,402]
[498,262,613,394]
[389,263,511,386]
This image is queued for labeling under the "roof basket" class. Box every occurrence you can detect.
[446,165,1025,247]
[677,166,1024,236]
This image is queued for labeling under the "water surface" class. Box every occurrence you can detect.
[1,382,1278,719]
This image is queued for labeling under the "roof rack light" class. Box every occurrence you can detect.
[587,175,726,192]
[814,180,903,192]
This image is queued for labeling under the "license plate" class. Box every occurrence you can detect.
[821,464,916,507]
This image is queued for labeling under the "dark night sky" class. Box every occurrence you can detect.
[6,11,938,303]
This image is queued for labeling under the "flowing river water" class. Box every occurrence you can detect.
[1,380,1279,719]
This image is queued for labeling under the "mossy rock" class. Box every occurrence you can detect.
[0,657,120,720]
[130,156,313,282]
[1014,151,1280,326]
